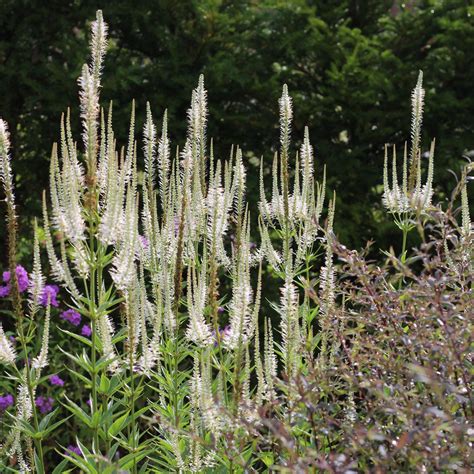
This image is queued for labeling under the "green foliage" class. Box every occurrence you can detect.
[0,6,472,474]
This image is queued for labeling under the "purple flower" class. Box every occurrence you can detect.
[49,374,65,387]
[40,285,60,307]
[214,325,231,346]
[66,445,81,457]
[35,396,54,414]
[16,266,29,292]
[0,394,14,411]
[220,325,231,338]
[139,235,149,249]
[81,324,92,337]
[218,306,225,314]
[0,265,30,297]
[60,309,81,327]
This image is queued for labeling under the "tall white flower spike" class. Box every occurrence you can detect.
[0,324,16,365]
[383,71,435,214]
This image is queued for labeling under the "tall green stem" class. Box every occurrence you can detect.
[401,226,408,265]
[90,267,100,452]
[18,325,44,472]
[87,192,100,453]
[398,214,411,290]
[128,341,137,474]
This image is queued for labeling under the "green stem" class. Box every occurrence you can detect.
[128,344,137,474]
[401,225,408,265]
[91,311,99,452]
[172,333,179,429]
[398,215,411,290]
[18,327,44,472]
[88,213,100,453]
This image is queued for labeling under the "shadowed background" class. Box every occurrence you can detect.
[0,0,472,261]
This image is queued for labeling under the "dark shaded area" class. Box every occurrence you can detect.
[0,0,472,260]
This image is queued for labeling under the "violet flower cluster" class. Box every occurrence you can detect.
[35,396,54,414]
[0,393,14,412]
[60,309,81,326]
[0,265,61,309]
[66,445,81,457]
[0,265,29,297]
[49,374,65,386]
[40,284,60,307]
[60,309,91,338]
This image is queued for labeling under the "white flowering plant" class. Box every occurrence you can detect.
[0,11,471,473]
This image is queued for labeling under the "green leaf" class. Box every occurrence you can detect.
[98,373,110,393]
[66,367,92,386]
[59,328,93,348]
[108,411,129,437]
[118,449,153,470]
[34,451,45,474]
[42,415,71,438]
[38,407,59,430]
[51,458,71,474]
[63,397,93,428]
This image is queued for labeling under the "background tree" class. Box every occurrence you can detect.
[0,0,472,259]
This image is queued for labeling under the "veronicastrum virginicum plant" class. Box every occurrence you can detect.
[0,10,333,472]
[1,9,470,474]
[382,71,435,267]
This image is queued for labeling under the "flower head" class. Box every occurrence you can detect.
[81,324,92,337]
[382,72,434,215]
[40,284,60,307]
[66,445,82,457]
[0,265,30,297]
[139,235,149,249]
[35,396,54,414]
[0,324,16,365]
[0,393,14,411]
[49,374,65,387]
[60,309,81,327]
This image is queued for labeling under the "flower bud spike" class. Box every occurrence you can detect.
[90,10,108,91]
[461,179,471,238]
[158,109,170,212]
[32,297,51,371]
[28,220,45,317]
[144,102,157,192]
[0,324,16,365]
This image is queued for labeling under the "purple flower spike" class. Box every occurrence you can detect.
[35,396,54,414]
[81,324,92,337]
[49,374,65,387]
[60,309,81,327]
[0,394,14,411]
[40,284,60,307]
[66,445,81,457]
